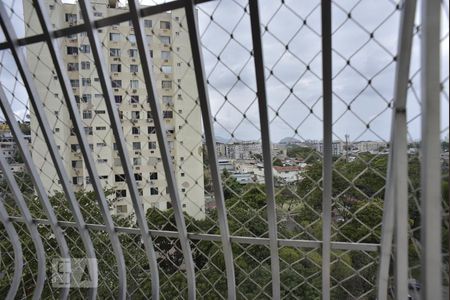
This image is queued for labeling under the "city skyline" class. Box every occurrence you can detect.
[0,0,448,144]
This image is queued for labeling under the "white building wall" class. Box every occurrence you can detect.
[24,0,204,219]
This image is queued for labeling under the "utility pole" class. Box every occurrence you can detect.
[345,134,350,162]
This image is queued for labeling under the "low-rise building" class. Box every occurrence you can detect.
[273,166,304,183]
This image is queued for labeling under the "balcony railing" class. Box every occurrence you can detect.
[0,0,448,299]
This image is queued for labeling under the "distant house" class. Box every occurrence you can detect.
[273,166,303,183]
[218,159,234,172]
[231,173,254,184]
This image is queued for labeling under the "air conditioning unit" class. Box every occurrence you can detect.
[147,118,153,123]
[132,72,137,76]
[164,59,169,63]
[132,89,137,93]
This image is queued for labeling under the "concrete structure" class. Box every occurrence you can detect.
[217,159,234,172]
[273,166,303,183]
[353,141,387,153]
[230,172,254,184]
[226,141,262,160]
[314,141,345,156]
[24,0,204,218]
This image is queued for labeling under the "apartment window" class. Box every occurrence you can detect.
[81,78,91,87]
[161,66,172,74]
[148,142,157,149]
[162,80,172,89]
[111,64,122,72]
[119,111,124,119]
[116,189,126,198]
[67,46,78,55]
[132,127,140,135]
[96,126,106,131]
[109,32,121,41]
[115,174,125,182]
[163,111,173,119]
[83,110,92,119]
[110,48,121,57]
[159,36,171,44]
[94,11,102,17]
[128,34,136,43]
[130,65,139,73]
[148,126,156,134]
[72,177,79,185]
[134,173,142,181]
[144,19,152,28]
[128,49,138,58]
[181,172,185,177]
[112,80,122,88]
[94,110,105,114]
[65,13,77,23]
[67,62,79,71]
[162,96,173,105]
[131,111,140,120]
[114,95,122,103]
[150,187,159,195]
[150,172,158,180]
[161,51,171,60]
[116,205,127,214]
[97,142,107,147]
[147,111,153,119]
[130,80,139,89]
[150,50,153,58]
[70,80,80,87]
[97,159,107,164]
[81,61,90,70]
[132,142,141,150]
[79,44,90,53]
[82,94,91,103]
[71,144,80,152]
[130,95,139,103]
[133,157,141,166]
[71,160,82,168]
[160,21,171,30]
[84,127,93,135]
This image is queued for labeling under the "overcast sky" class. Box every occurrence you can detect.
[1,0,448,144]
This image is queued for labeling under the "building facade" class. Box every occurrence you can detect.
[24,0,205,218]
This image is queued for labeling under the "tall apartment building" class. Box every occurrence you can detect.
[24,0,205,219]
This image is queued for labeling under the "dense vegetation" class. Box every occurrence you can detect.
[0,152,448,299]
